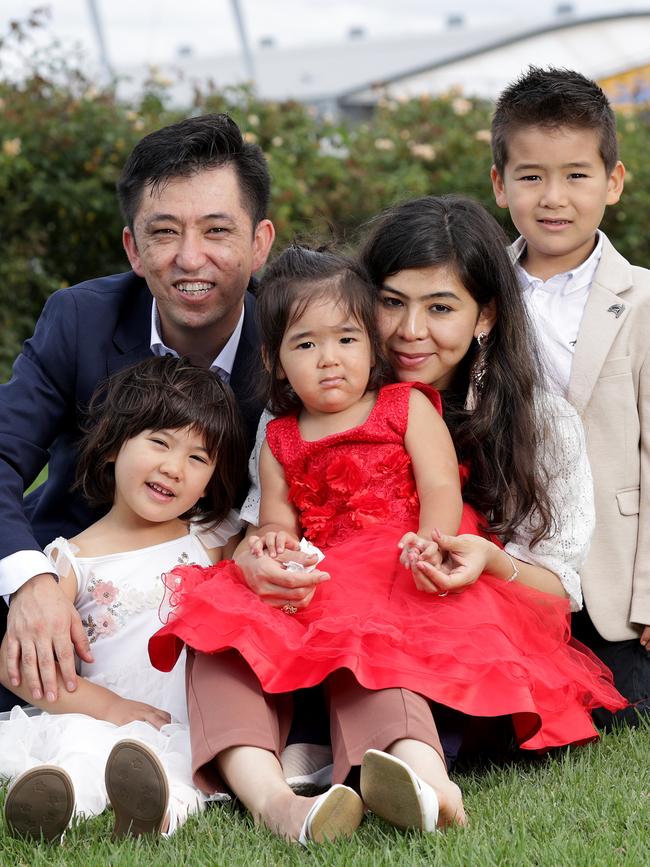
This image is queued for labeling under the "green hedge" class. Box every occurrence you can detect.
[2,16,649,380]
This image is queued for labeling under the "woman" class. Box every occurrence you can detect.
[174,196,602,843]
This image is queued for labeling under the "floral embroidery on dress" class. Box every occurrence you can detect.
[92,580,118,606]
[287,452,417,547]
[81,551,194,643]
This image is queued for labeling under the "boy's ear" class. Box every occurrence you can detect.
[475,300,497,337]
[490,165,508,208]
[606,161,625,206]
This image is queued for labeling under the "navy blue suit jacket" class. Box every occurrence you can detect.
[0,270,263,557]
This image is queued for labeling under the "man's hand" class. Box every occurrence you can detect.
[236,547,329,610]
[6,573,93,702]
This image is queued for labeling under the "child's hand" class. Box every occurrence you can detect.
[104,697,172,730]
[248,531,300,559]
[641,625,650,650]
[398,532,443,581]
[398,532,429,569]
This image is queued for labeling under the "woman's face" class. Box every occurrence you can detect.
[376,264,494,389]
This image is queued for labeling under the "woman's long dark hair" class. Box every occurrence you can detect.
[359,195,554,544]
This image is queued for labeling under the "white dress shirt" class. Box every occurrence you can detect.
[150,300,244,383]
[516,232,603,395]
[0,301,245,598]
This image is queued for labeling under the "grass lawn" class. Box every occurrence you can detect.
[1,718,648,866]
[25,466,48,496]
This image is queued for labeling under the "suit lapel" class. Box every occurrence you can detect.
[106,275,153,377]
[567,236,632,412]
[230,291,262,397]
[230,291,263,451]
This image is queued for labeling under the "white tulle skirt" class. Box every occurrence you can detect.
[0,706,206,833]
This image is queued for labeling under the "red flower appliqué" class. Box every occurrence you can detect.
[325,454,364,494]
[348,490,389,528]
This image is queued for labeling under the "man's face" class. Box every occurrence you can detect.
[491,125,624,279]
[123,165,274,350]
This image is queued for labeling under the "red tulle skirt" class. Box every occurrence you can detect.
[149,518,626,751]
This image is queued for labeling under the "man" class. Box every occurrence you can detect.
[0,113,277,710]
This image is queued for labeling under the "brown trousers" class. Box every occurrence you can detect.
[186,649,443,794]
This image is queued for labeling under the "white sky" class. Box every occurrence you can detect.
[2,1,650,72]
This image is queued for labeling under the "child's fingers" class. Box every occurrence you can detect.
[264,533,279,557]
[399,533,427,569]
[399,547,421,569]
[275,531,296,556]
[418,541,440,564]
[398,532,424,550]
[247,535,265,557]
[147,708,172,730]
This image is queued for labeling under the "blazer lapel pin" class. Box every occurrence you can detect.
[607,303,625,319]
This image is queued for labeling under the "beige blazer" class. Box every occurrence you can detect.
[512,234,650,641]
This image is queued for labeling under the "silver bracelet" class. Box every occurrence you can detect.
[502,550,520,583]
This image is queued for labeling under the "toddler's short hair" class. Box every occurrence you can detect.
[491,66,618,175]
[257,245,390,415]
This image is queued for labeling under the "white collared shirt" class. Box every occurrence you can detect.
[516,232,603,395]
[1,300,246,598]
[150,300,244,384]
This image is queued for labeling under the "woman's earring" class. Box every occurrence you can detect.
[465,331,490,410]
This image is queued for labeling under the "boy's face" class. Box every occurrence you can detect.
[491,125,624,279]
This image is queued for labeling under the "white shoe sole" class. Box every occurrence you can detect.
[360,749,439,832]
[298,783,364,845]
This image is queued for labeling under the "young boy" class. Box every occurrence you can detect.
[490,66,649,726]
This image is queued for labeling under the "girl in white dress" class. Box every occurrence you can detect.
[0,356,246,842]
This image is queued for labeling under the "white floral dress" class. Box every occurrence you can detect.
[0,514,240,832]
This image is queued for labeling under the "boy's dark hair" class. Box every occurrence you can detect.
[117,113,270,231]
[358,194,554,545]
[257,245,390,416]
[76,356,247,524]
[491,66,618,175]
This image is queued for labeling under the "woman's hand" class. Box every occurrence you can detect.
[235,547,330,610]
[410,529,494,594]
[103,696,171,729]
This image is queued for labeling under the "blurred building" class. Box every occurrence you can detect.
[117,10,650,116]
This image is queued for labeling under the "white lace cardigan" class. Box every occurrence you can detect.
[240,394,593,611]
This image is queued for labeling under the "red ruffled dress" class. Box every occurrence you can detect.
[149,382,626,750]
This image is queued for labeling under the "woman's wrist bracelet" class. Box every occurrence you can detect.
[502,550,520,583]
